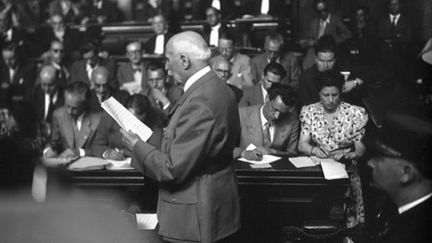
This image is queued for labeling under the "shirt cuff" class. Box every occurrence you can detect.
[79,148,86,157]
[162,102,171,110]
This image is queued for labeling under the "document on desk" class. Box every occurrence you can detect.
[67,156,110,171]
[106,158,134,171]
[136,213,158,230]
[289,157,318,168]
[320,159,349,180]
[101,97,153,141]
[238,143,280,167]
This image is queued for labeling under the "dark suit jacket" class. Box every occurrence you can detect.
[239,82,264,107]
[378,14,412,44]
[234,105,299,157]
[24,86,64,123]
[92,110,164,157]
[88,88,129,112]
[0,28,27,49]
[0,62,36,107]
[307,15,352,44]
[69,58,117,87]
[250,52,301,88]
[380,197,432,243]
[131,69,241,242]
[49,108,101,155]
[143,33,173,54]
[116,62,150,92]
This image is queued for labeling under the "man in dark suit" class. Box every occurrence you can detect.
[117,41,151,95]
[69,42,116,88]
[366,111,432,243]
[235,84,299,159]
[0,42,36,110]
[92,94,164,159]
[43,82,100,159]
[143,14,173,55]
[0,11,26,51]
[121,31,241,243]
[250,32,300,88]
[43,40,70,86]
[301,0,351,47]
[240,0,290,19]
[239,61,285,107]
[82,0,121,24]
[88,66,129,112]
[202,7,228,47]
[25,65,64,146]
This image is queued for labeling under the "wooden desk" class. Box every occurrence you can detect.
[68,157,348,242]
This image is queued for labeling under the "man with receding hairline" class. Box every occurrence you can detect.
[121,31,241,243]
[88,66,129,112]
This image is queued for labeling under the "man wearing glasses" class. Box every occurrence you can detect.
[239,61,286,107]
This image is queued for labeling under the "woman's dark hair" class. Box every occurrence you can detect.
[317,70,344,93]
[125,94,152,117]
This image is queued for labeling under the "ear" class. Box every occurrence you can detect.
[400,163,416,184]
[179,54,190,70]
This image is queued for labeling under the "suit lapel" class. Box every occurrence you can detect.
[254,84,264,105]
[273,119,288,148]
[244,106,264,147]
[63,112,75,148]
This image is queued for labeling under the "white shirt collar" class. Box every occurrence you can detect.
[260,83,268,103]
[211,23,221,30]
[154,34,165,54]
[321,14,331,24]
[390,13,401,24]
[398,192,432,214]
[5,29,12,41]
[260,105,268,128]
[74,113,85,130]
[183,66,211,92]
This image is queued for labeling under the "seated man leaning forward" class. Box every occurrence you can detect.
[235,83,299,160]
[92,94,164,160]
[43,82,100,160]
[120,31,241,243]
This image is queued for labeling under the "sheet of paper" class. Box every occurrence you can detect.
[136,213,158,230]
[238,155,280,164]
[320,159,349,180]
[105,158,134,171]
[289,157,318,168]
[250,163,272,169]
[101,97,153,141]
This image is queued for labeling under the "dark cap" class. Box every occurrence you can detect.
[365,111,432,178]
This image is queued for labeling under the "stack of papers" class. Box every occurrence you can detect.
[136,213,158,230]
[67,157,110,171]
[289,157,318,168]
[106,158,134,171]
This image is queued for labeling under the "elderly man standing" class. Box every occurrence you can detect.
[117,41,151,95]
[121,31,241,243]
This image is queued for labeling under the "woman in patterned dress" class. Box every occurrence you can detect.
[298,70,368,234]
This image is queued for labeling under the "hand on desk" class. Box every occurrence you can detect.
[103,148,125,161]
[311,146,329,158]
[241,149,263,161]
[120,128,141,151]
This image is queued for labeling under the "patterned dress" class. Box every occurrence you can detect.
[300,102,369,230]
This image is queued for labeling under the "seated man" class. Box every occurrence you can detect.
[43,82,100,159]
[202,7,228,47]
[250,32,300,88]
[117,41,150,95]
[144,60,182,114]
[209,55,243,103]
[235,83,299,159]
[239,61,286,107]
[366,111,432,243]
[92,94,164,159]
[143,14,173,55]
[88,66,129,112]
[69,42,116,88]
[217,31,253,89]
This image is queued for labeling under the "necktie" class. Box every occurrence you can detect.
[46,95,55,122]
[318,19,327,39]
[263,122,271,147]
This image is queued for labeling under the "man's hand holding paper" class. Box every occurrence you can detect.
[120,129,141,152]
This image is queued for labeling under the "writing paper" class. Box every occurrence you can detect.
[289,157,318,168]
[320,159,349,180]
[136,213,158,230]
[101,97,153,141]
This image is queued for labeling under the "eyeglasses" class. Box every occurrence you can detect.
[52,49,65,53]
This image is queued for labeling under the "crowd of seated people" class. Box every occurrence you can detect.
[0,0,431,242]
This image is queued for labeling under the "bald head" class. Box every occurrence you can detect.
[40,65,58,95]
[165,31,211,84]
[91,66,110,98]
[210,55,231,81]
[126,41,143,65]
